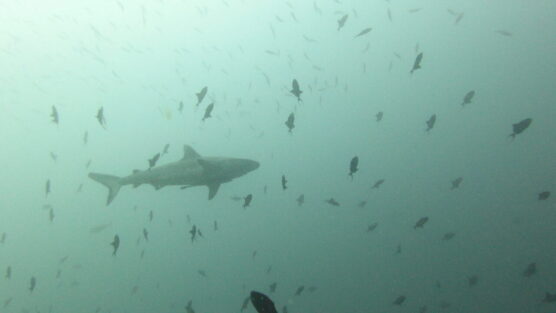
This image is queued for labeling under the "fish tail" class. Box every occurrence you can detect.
[88,173,122,205]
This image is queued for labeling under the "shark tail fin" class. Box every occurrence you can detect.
[88,173,122,206]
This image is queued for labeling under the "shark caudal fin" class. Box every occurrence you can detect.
[88,173,122,205]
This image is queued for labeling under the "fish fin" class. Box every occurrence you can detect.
[207,183,221,200]
[182,145,201,160]
[88,173,122,205]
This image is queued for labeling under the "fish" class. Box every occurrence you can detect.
[349,156,359,178]
[414,217,429,229]
[358,201,367,208]
[367,222,379,232]
[196,86,208,106]
[83,131,88,145]
[250,291,278,313]
[325,198,340,206]
[29,276,36,292]
[294,286,304,296]
[387,8,392,21]
[461,90,475,106]
[296,194,304,206]
[538,191,550,200]
[178,101,184,113]
[442,232,456,240]
[241,295,250,311]
[243,194,253,208]
[48,207,54,222]
[451,177,463,190]
[45,179,51,197]
[509,118,532,139]
[372,179,385,189]
[51,106,59,124]
[495,30,513,37]
[214,220,218,231]
[49,152,57,162]
[88,145,259,205]
[410,52,423,74]
[111,235,120,255]
[281,175,287,190]
[190,225,197,242]
[76,183,83,193]
[269,282,277,293]
[354,27,372,38]
[186,300,195,313]
[0,232,5,244]
[523,262,537,277]
[285,113,295,133]
[148,153,160,169]
[290,79,302,101]
[96,107,106,129]
[5,266,11,279]
[197,270,207,277]
[337,14,348,30]
[149,210,153,222]
[542,292,556,303]
[202,103,214,121]
[89,223,112,234]
[454,12,464,25]
[142,228,149,241]
[393,295,406,305]
[162,144,170,155]
[376,111,383,122]
[468,275,479,286]
[426,114,436,132]
[395,244,402,254]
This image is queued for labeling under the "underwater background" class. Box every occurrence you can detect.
[1,0,555,312]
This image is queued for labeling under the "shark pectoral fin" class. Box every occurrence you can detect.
[207,183,221,200]
[88,173,122,206]
[182,145,201,160]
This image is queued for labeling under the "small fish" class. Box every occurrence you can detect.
[48,208,54,222]
[76,183,83,193]
[414,217,429,229]
[178,101,184,113]
[162,144,170,155]
[83,131,88,145]
[269,282,277,293]
[5,266,11,279]
[325,198,340,206]
[542,292,556,303]
[51,106,59,124]
[196,86,208,106]
[410,52,423,74]
[358,201,367,208]
[0,232,5,244]
[395,244,402,254]
[451,177,463,190]
[148,153,160,169]
[252,250,257,259]
[202,102,214,121]
[285,113,295,133]
[349,156,359,178]
[281,175,287,190]
[387,8,392,21]
[111,235,120,255]
[190,225,197,242]
[241,295,250,311]
[45,179,51,197]
[442,232,456,240]
[290,79,302,101]
[354,27,372,38]
[426,114,436,132]
[454,12,464,25]
[243,194,253,208]
[393,295,406,305]
[142,228,149,241]
[538,191,550,200]
[367,222,379,232]
[214,220,218,231]
[296,194,304,206]
[96,107,106,128]
[337,14,348,30]
[509,118,532,139]
[468,275,479,287]
[294,286,304,296]
[523,262,537,277]
[266,265,272,274]
[495,30,513,37]
[186,300,196,313]
[149,210,153,222]
[250,291,278,313]
[372,179,385,189]
[461,90,475,106]
[197,270,207,277]
[376,111,383,122]
[49,152,57,162]
[29,276,36,292]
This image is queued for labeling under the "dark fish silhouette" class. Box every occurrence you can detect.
[325,198,340,206]
[538,191,550,200]
[0,232,5,244]
[202,102,214,121]
[523,262,537,277]
[29,276,36,292]
[48,207,54,222]
[186,300,195,313]
[542,292,556,303]
[148,153,160,169]
[393,295,406,305]
[358,201,367,208]
[367,222,379,232]
[290,79,302,101]
[269,282,277,293]
[376,111,383,122]
[214,220,218,231]
[178,101,184,113]
[294,286,304,296]
[442,232,456,240]
[281,175,287,190]
[410,52,423,74]
[509,118,532,139]
[96,107,106,129]
[45,179,51,197]
[414,217,429,229]
[354,27,372,38]
[196,86,208,106]
[468,275,479,286]
[83,131,88,145]
[162,144,170,155]
[250,291,278,313]
[142,228,148,241]
[296,194,304,206]
[395,244,402,254]
[190,225,197,242]
[197,270,207,277]
[285,113,295,132]
[111,235,120,255]
[372,179,385,189]
[495,30,513,37]
[51,106,59,124]
[349,156,359,178]
[461,90,475,106]
[337,14,348,30]
[243,194,253,208]
[426,114,436,132]
[5,266,11,279]
[49,152,57,162]
[149,210,153,222]
[451,177,463,190]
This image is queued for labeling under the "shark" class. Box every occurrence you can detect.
[88,145,259,205]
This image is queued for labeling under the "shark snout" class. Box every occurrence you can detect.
[245,159,260,172]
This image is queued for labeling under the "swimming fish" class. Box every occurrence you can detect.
[29,276,36,292]
[461,90,475,106]
[202,102,214,121]
[451,177,463,190]
[111,235,120,255]
[269,282,277,293]
[442,232,456,240]
[5,266,11,279]
[542,292,556,303]
[354,27,372,38]
[243,194,253,208]
[45,179,51,197]
[294,286,304,296]
[142,228,149,241]
[410,52,423,74]
[523,262,536,277]
[538,191,550,200]
[296,194,304,206]
[290,79,302,101]
[285,113,295,132]
[426,114,436,132]
[376,111,383,122]
[83,131,88,145]
[325,198,340,206]
[372,179,385,189]
[349,156,359,178]
[196,86,208,106]
[178,101,184,113]
[392,295,406,305]
[367,222,379,232]
[509,118,532,139]
[96,107,106,129]
[190,225,197,242]
[281,175,288,190]
[337,14,348,30]
[414,217,429,229]
[51,106,59,124]
[468,275,479,287]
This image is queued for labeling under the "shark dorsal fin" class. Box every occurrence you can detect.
[182,145,201,160]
